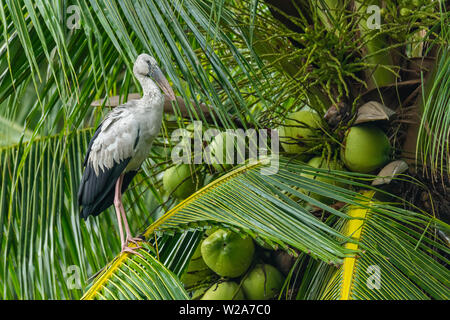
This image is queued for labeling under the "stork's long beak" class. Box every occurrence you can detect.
[152,68,176,101]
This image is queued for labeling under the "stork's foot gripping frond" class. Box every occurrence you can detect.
[121,245,144,258]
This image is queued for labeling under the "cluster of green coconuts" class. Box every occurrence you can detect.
[168,110,391,300]
[182,229,285,300]
[162,107,392,201]
[279,109,391,201]
[162,123,242,200]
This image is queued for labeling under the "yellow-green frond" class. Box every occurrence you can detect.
[320,191,450,300]
[82,243,189,300]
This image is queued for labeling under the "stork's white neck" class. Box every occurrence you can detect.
[137,75,163,102]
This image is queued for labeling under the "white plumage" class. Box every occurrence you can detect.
[88,91,164,175]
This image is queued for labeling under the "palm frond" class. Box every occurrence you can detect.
[0,114,33,146]
[416,45,450,182]
[81,232,202,300]
[297,191,450,300]
[82,248,187,300]
[144,157,363,265]
[84,158,450,300]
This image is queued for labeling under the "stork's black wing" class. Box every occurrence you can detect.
[78,161,137,219]
[77,121,139,220]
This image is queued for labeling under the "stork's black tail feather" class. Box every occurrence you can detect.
[78,158,137,220]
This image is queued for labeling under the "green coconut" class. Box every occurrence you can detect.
[201,281,245,300]
[279,110,322,154]
[163,164,202,199]
[341,124,391,173]
[301,157,345,204]
[242,264,284,300]
[181,241,215,288]
[201,229,254,278]
[191,287,209,300]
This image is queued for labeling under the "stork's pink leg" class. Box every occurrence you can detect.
[114,174,142,257]
[120,203,143,245]
[114,176,125,247]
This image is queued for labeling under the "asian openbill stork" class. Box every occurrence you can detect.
[78,54,175,255]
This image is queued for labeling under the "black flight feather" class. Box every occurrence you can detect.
[78,158,130,219]
[78,124,139,220]
[78,164,138,219]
